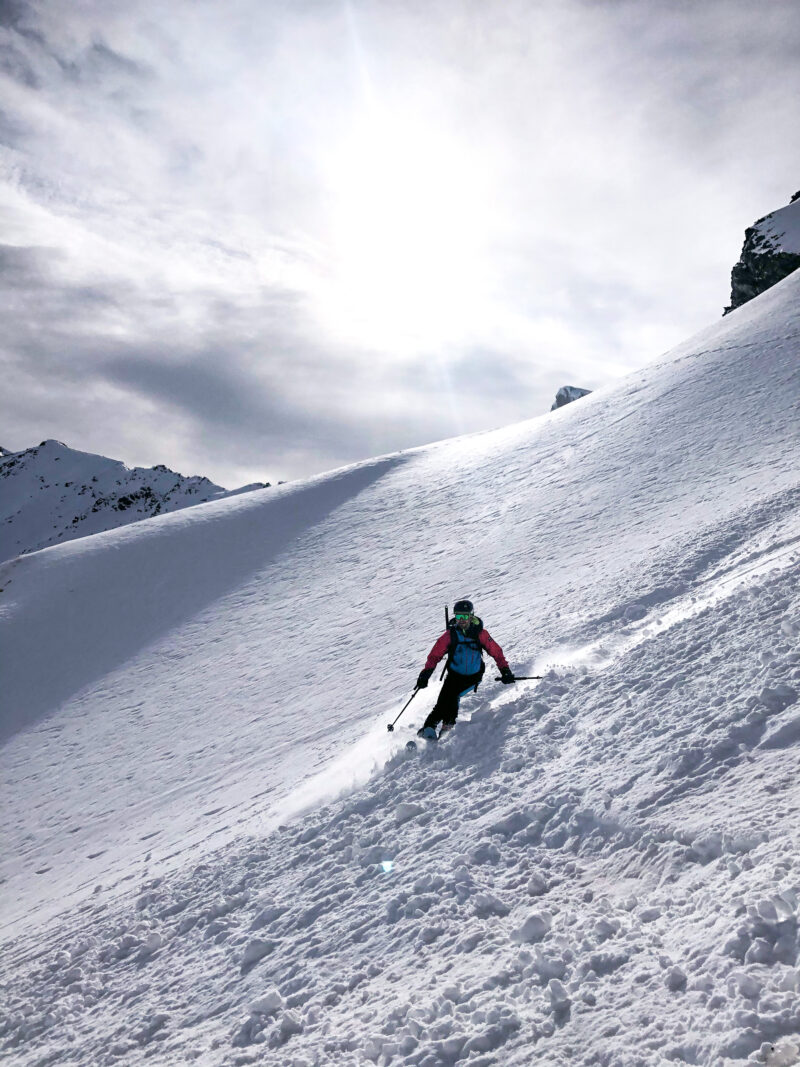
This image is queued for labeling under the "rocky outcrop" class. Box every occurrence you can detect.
[551,386,592,411]
[724,191,800,314]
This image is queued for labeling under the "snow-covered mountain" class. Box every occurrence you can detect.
[1,269,799,1066]
[725,190,800,314]
[0,440,270,564]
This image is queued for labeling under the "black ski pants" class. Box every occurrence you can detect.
[422,666,484,730]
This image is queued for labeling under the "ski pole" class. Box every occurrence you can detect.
[387,687,419,732]
[494,675,543,681]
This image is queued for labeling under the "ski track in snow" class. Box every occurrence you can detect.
[1,271,800,1066]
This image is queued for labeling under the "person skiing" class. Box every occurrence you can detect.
[415,599,515,739]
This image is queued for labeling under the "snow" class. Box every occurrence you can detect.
[0,439,269,564]
[754,196,800,256]
[0,268,799,1065]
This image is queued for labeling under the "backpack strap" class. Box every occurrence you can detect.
[441,617,485,677]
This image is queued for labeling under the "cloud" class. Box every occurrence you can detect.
[0,240,54,280]
[0,237,439,482]
[1,0,799,486]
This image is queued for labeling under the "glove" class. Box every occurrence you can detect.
[500,666,516,685]
[416,668,433,689]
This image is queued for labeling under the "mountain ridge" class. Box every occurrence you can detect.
[0,438,271,564]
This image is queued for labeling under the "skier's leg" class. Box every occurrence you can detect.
[448,671,483,724]
[422,671,463,730]
[424,670,482,730]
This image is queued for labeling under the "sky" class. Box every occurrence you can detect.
[1,0,799,488]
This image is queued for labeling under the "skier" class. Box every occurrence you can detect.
[415,599,515,739]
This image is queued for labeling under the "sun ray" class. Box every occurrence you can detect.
[315,21,498,357]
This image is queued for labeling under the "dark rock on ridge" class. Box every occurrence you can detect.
[551,386,592,411]
[724,190,800,314]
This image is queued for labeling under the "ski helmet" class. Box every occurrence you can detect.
[453,599,473,615]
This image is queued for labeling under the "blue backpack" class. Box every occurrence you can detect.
[446,617,486,677]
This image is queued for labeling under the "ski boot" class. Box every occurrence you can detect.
[416,726,438,742]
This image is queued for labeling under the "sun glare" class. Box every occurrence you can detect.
[319,114,495,354]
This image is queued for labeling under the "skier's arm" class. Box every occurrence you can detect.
[480,629,509,670]
[423,631,452,671]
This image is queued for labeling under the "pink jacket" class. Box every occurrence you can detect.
[424,628,509,672]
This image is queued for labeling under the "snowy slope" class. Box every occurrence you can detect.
[0,440,269,564]
[1,270,800,1066]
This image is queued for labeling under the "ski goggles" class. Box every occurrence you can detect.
[454,612,471,621]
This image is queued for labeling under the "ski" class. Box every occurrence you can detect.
[405,724,454,751]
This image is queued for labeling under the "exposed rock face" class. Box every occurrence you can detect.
[0,440,270,564]
[551,385,592,411]
[724,191,800,314]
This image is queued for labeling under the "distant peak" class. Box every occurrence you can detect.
[551,385,592,411]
